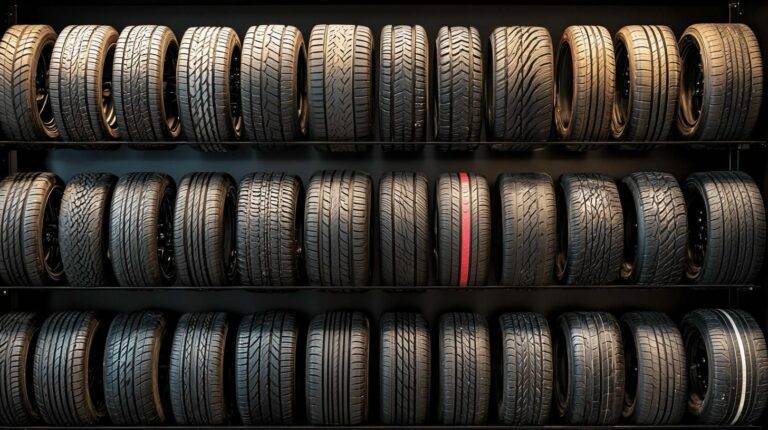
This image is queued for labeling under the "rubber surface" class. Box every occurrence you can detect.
[0,312,39,425]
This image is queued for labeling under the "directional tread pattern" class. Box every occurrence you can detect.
[177,26,241,151]
[436,172,490,286]
[237,172,302,286]
[33,311,105,426]
[621,311,686,424]
[304,170,372,286]
[110,172,176,287]
[677,24,763,140]
[169,312,228,425]
[379,172,430,286]
[380,312,431,425]
[50,25,119,141]
[437,312,490,425]
[59,172,116,287]
[498,312,552,425]
[497,173,556,286]
[242,25,306,148]
[682,309,768,425]
[555,311,625,425]
[378,25,428,150]
[113,25,180,143]
[488,27,553,149]
[684,171,765,284]
[434,26,482,150]
[621,172,687,284]
[174,172,237,286]
[103,311,167,425]
[307,24,373,151]
[0,24,59,140]
[0,312,39,426]
[558,173,623,285]
[0,172,64,286]
[235,311,298,425]
[306,311,370,425]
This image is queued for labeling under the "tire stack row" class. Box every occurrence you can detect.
[0,22,761,150]
[0,169,764,287]
[1,308,766,426]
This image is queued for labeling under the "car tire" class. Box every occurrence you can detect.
[0,312,39,425]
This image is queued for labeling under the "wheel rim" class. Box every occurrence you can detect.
[555,41,574,134]
[620,186,638,280]
[623,325,638,417]
[555,185,568,280]
[613,39,631,136]
[229,45,242,134]
[679,37,704,132]
[296,45,308,135]
[686,328,709,406]
[36,40,56,134]
[43,186,63,280]
[686,192,707,280]
[554,327,570,417]
[162,42,180,136]
[157,190,175,282]
[101,43,117,132]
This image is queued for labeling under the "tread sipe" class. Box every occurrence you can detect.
[174,172,237,286]
[555,311,625,425]
[434,26,482,149]
[33,311,106,426]
[110,172,177,287]
[103,311,168,425]
[304,170,372,286]
[435,172,491,286]
[487,27,554,149]
[378,25,429,150]
[306,311,370,425]
[113,25,181,143]
[380,312,431,425]
[684,171,765,284]
[307,24,373,151]
[177,27,242,151]
[59,172,116,287]
[50,25,119,141]
[556,173,623,285]
[379,172,430,286]
[241,25,307,148]
[0,312,39,425]
[0,25,58,140]
[0,172,64,286]
[682,309,768,425]
[235,310,299,425]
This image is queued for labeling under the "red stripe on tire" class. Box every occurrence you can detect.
[459,172,470,287]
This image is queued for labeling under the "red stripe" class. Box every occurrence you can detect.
[459,172,470,287]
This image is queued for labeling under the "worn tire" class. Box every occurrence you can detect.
[497,312,553,425]
[103,311,168,425]
[236,172,302,286]
[0,312,39,425]
[236,311,298,425]
[169,312,229,425]
[174,172,237,286]
[487,27,553,149]
[684,171,765,284]
[307,24,373,151]
[554,311,625,425]
[59,173,116,287]
[621,311,686,424]
[682,309,768,425]
[306,311,370,425]
[496,173,556,285]
[437,312,490,425]
[436,172,491,286]
[611,25,679,144]
[0,25,58,140]
[109,172,176,287]
[379,172,430,286]
[33,311,106,426]
[50,25,119,141]
[378,25,428,150]
[380,312,431,425]
[554,25,614,146]
[556,173,623,285]
[241,25,307,148]
[177,27,242,151]
[113,25,180,144]
[304,170,372,286]
[677,24,763,140]
[0,172,64,285]
[434,26,482,150]
[620,172,687,284]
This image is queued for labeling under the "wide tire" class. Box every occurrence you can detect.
[0,312,39,425]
